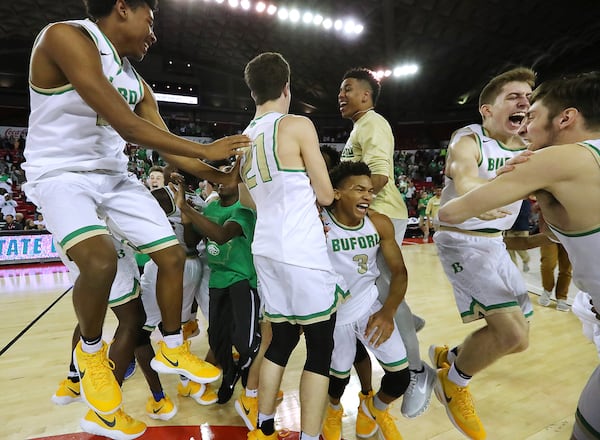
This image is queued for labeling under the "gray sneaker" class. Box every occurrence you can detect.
[401,364,435,418]
[538,290,552,307]
[556,299,571,312]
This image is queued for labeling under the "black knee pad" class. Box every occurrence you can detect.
[265,322,300,367]
[380,368,411,399]
[303,314,336,376]
[328,375,350,400]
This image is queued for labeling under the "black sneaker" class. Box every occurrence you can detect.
[217,366,241,404]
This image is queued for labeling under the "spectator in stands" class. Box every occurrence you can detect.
[425,187,442,237]
[1,193,17,217]
[2,214,23,230]
[0,173,12,194]
[417,189,432,243]
[14,213,25,229]
[33,213,46,230]
[11,165,26,190]
[24,218,37,230]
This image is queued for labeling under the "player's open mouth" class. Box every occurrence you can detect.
[508,112,526,128]
[357,203,369,213]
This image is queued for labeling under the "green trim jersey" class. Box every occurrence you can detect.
[547,140,600,302]
[241,111,333,271]
[322,209,380,325]
[24,19,144,182]
[202,200,257,289]
[438,124,525,231]
[340,110,408,220]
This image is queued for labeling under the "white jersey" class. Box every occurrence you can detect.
[438,124,525,231]
[322,209,380,325]
[23,19,143,182]
[548,140,600,301]
[241,112,332,270]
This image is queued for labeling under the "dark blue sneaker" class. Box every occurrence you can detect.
[124,360,137,381]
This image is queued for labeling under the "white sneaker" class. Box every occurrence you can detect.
[401,364,435,418]
[538,290,552,307]
[556,299,570,312]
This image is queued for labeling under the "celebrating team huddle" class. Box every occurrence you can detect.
[20,0,600,439]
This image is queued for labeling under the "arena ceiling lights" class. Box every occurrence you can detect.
[202,0,364,36]
[373,63,420,81]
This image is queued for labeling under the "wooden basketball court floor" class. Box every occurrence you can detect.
[1,243,597,440]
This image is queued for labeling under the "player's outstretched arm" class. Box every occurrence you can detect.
[36,24,250,160]
[439,148,564,224]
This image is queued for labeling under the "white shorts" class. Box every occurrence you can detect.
[58,236,140,307]
[435,230,533,323]
[254,255,345,325]
[572,291,600,358]
[140,256,202,330]
[330,301,408,379]
[24,172,178,253]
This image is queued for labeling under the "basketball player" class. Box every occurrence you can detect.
[428,67,535,439]
[338,67,435,419]
[140,174,218,407]
[241,52,345,440]
[437,72,600,440]
[53,231,173,439]
[322,161,410,440]
[22,0,249,421]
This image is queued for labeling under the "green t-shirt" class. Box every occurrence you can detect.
[202,200,257,289]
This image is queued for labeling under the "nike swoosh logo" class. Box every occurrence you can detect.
[96,412,116,428]
[68,387,80,396]
[242,402,251,415]
[416,377,428,394]
[79,369,86,380]
[153,406,163,414]
[162,353,179,367]
[100,52,111,56]
[444,392,452,404]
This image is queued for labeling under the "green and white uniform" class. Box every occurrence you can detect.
[241,112,344,324]
[22,19,177,254]
[435,124,532,322]
[323,209,407,378]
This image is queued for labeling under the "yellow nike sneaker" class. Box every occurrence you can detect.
[235,392,258,430]
[434,366,486,439]
[146,395,177,420]
[73,341,122,414]
[356,390,377,438]
[51,378,82,405]
[361,395,403,440]
[80,408,146,440]
[428,344,450,369]
[151,340,221,383]
[177,380,218,405]
[322,403,343,440]
[247,428,279,439]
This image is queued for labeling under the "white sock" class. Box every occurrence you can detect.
[80,337,102,354]
[246,388,258,398]
[448,363,471,387]
[300,434,320,440]
[163,333,184,348]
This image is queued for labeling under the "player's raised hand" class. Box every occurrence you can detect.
[203,134,251,161]
[496,150,534,177]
